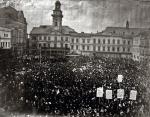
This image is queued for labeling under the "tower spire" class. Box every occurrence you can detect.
[126,20,129,29]
[52,0,63,30]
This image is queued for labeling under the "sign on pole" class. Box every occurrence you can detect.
[96,87,103,97]
[117,75,123,83]
[117,89,124,99]
[129,90,137,100]
[106,90,112,99]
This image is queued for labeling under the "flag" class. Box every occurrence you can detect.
[117,89,124,99]
[96,87,103,97]
[106,90,112,99]
[129,90,137,100]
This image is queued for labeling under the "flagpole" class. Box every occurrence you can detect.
[40,47,41,64]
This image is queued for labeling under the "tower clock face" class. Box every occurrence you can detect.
[56,5,60,9]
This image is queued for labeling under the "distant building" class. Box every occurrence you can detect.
[0,27,11,49]
[30,0,149,59]
[30,0,75,56]
[132,31,150,61]
[0,4,27,55]
[70,33,132,58]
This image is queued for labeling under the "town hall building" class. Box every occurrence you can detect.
[30,0,150,61]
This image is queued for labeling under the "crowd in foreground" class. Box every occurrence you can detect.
[0,54,150,117]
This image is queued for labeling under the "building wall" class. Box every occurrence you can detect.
[0,6,27,55]
[132,35,150,61]
[0,27,11,49]
[69,35,132,58]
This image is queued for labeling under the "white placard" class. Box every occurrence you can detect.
[129,90,137,100]
[96,87,103,97]
[117,89,124,99]
[117,75,123,83]
[106,90,112,99]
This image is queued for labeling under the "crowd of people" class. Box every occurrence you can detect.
[0,53,150,117]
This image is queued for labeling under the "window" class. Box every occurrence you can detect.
[76,38,79,43]
[44,36,47,40]
[113,39,115,44]
[117,40,120,44]
[108,39,110,44]
[61,43,63,48]
[112,47,115,51]
[5,42,7,47]
[98,46,100,51]
[54,44,57,48]
[98,39,101,44]
[65,37,68,41]
[65,44,68,48]
[128,48,130,52]
[87,39,90,43]
[82,39,85,43]
[108,47,110,51]
[103,46,105,51]
[128,41,130,45]
[123,40,126,44]
[55,22,57,26]
[72,38,74,43]
[123,47,125,52]
[87,46,90,50]
[43,43,46,47]
[8,42,10,47]
[4,33,8,37]
[93,39,96,44]
[39,36,42,40]
[71,45,74,49]
[82,45,85,50]
[55,36,57,41]
[48,44,50,47]
[48,37,51,40]
[93,46,96,51]
[103,39,105,44]
[76,45,78,50]
[61,37,63,41]
[117,47,120,52]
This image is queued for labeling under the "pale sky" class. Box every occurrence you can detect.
[6,0,150,33]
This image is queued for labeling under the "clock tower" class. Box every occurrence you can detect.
[52,0,63,30]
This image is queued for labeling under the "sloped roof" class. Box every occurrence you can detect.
[0,6,18,20]
[0,6,27,24]
[30,25,76,35]
[138,30,150,38]
[101,27,148,37]
[70,32,92,37]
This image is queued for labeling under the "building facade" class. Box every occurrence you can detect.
[0,4,27,55]
[0,27,11,49]
[132,31,150,61]
[30,0,150,60]
[30,0,75,57]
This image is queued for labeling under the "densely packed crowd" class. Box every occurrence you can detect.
[0,53,150,117]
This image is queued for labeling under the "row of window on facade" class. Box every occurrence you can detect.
[4,33,9,37]
[71,45,130,53]
[38,43,69,48]
[38,36,69,42]
[0,42,11,48]
[37,36,131,45]
[109,31,135,35]
[71,38,131,45]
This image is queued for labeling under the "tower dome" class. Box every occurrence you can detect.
[55,0,61,10]
[55,0,61,5]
